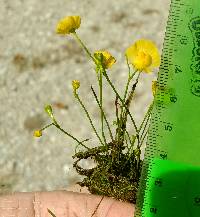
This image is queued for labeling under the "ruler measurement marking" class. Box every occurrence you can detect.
[170,11,181,16]
[172,2,185,6]
[134,0,193,215]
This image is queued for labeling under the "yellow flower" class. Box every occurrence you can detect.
[56,16,81,35]
[152,80,158,96]
[94,50,116,69]
[33,130,42,137]
[72,80,80,91]
[125,39,160,73]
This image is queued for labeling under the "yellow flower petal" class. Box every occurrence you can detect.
[34,130,42,137]
[125,39,160,73]
[94,50,116,69]
[56,16,81,35]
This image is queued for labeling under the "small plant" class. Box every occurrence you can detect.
[34,15,160,205]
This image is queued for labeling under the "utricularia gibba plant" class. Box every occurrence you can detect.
[34,15,160,205]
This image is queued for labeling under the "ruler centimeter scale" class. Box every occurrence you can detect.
[135,0,200,216]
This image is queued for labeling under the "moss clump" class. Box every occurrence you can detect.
[72,140,143,204]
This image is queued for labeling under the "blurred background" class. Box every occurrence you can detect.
[0,0,170,194]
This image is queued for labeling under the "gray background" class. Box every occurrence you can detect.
[0,0,170,194]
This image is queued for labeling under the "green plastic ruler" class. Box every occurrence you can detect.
[135,0,200,216]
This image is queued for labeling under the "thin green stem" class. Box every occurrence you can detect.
[72,32,97,64]
[140,127,149,147]
[123,75,132,104]
[125,54,131,78]
[125,130,132,146]
[124,130,132,153]
[129,70,137,81]
[139,108,151,148]
[41,123,54,131]
[102,68,138,133]
[91,85,114,142]
[52,123,90,150]
[115,62,136,145]
[119,107,129,146]
[99,69,107,144]
[135,71,141,83]
[120,72,136,129]
[138,101,154,134]
[75,138,90,154]
[123,55,137,103]
[75,93,105,147]
[114,95,120,141]
[139,97,157,148]
[123,56,131,102]
[118,72,139,146]
[136,137,141,173]
[124,131,130,152]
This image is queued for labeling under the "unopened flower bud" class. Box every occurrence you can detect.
[45,105,53,118]
[33,130,42,137]
[94,50,116,69]
[72,80,80,91]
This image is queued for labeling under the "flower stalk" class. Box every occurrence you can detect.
[74,92,105,147]
[98,68,107,145]
[90,85,114,142]
[72,32,97,64]
[101,67,139,133]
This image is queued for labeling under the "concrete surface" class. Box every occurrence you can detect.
[0,0,170,194]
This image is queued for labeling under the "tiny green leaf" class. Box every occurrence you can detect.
[45,105,53,118]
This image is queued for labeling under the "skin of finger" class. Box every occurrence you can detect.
[0,190,135,217]
[64,184,135,216]
[0,192,35,217]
